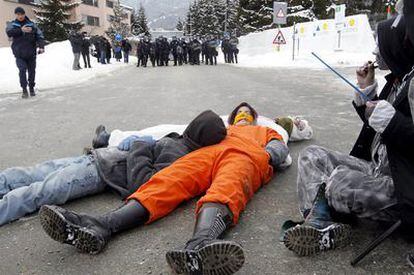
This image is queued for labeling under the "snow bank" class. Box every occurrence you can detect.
[0,40,136,95]
[236,14,376,68]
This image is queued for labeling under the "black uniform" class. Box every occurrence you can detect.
[170,38,180,66]
[81,36,91,68]
[160,38,170,66]
[189,39,201,65]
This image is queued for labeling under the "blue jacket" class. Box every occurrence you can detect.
[6,16,45,59]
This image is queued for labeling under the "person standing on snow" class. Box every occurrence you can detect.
[69,31,83,70]
[6,7,45,98]
[81,32,92,68]
[121,39,132,63]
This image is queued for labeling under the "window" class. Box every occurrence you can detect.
[82,15,100,26]
[106,0,113,8]
[82,0,98,7]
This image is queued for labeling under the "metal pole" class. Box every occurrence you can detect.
[311,52,369,100]
[292,22,296,61]
[337,30,341,49]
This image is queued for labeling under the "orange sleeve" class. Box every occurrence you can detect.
[266,127,284,143]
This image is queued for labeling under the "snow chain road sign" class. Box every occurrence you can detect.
[273,30,286,45]
[273,2,288,25]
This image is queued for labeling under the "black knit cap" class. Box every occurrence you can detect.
[14,7,25,14]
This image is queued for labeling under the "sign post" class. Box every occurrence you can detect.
[273,2,288,52]
[334,4,346,51]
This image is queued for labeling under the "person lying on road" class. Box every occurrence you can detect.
[0,110,226,226]
[39,102,290,275]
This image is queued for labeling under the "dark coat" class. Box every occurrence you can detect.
[6,16,45,59]
[69,33,83,54]
[93,110,227,198]
[81,38,91,54]
[350,18,414,227]
[121,41,132,53]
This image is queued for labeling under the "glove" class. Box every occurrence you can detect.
[117,135,155,151]
[368,100,396,133]
[265,140,289,168]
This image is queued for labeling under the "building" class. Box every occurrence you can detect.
[71,0,133,37]
[0,0,132,47]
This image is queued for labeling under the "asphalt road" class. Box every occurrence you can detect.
[0,63,411,275]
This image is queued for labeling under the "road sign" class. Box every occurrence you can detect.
[273,2,288,25]
[335,4,346,30]
[115,33,122,41]
[273,30,286,45]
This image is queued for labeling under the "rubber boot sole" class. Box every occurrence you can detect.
[39,205,106,254]
[283,224,351,256]
[166,241,245,275]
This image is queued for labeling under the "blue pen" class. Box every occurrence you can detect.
[311,52,370,101]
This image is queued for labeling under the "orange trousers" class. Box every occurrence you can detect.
[128,125,282,224]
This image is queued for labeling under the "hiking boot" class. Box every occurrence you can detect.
[92,125,110,149]
[29,87,36,97]
[283,183,351,256]
[166,204,245,275]
[40,200,148,254]
[39,205,111,254]
[22,88,28,99]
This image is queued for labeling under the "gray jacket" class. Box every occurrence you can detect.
[92,135,190,199]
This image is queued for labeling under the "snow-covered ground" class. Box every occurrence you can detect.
[0,40,136,95]
[236,14,376,69]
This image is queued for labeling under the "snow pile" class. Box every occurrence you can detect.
[236,14,376,68]
[0,40,136,95]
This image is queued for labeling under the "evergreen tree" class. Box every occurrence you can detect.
[176,17,184,31]
[237,0,274,34]
[106,1,130,42]
[131,4,150,36]
[184,0,240,36]
[34,0,82,42]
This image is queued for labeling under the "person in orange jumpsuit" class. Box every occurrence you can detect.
[39,102,289,275]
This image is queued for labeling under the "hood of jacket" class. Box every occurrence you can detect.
[182,110,227,151]
[377,17,414,80]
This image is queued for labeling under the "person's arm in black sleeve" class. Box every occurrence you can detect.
[6,22,22,38]
[126,140,158,192]
[381,109,414,155]
[265,139,289,169]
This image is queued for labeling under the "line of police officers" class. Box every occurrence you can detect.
[134,35,240,67]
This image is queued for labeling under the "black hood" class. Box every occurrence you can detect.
[404,0,414,47]
[377,17,414,80]
[182,110,227,151]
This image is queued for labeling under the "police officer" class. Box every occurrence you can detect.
[6,7,45,98]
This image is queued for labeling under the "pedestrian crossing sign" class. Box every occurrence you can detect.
[273,30,286,45]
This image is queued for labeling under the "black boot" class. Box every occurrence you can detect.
[92,125,110,149]
[29,87,36,97]
[166,203,245,275]
[22,88,28,99]
[39,200,149,254]
[283,183,351,256]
